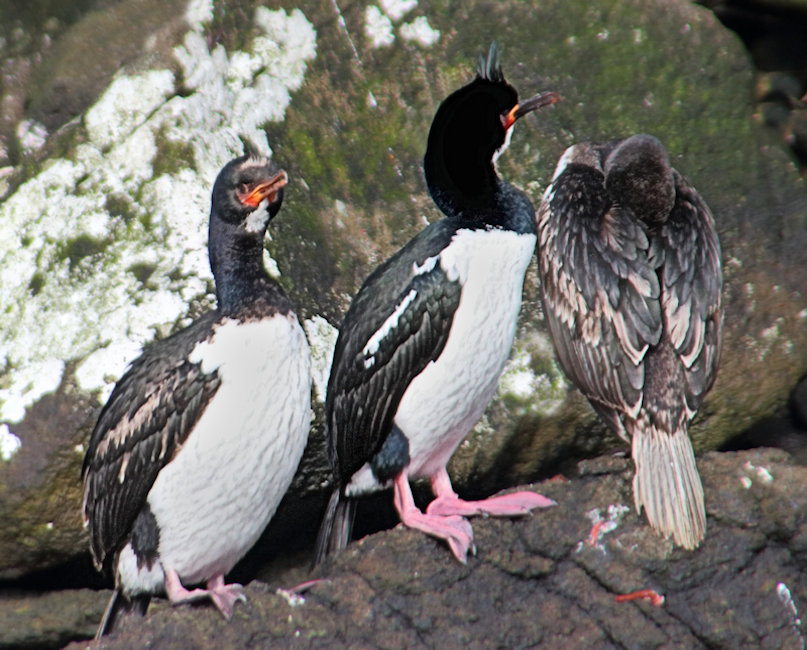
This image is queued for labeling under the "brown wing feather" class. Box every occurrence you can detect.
[650,171,723,417]
[537,159,662,436]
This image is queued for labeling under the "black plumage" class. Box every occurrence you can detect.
[537,134,723,549]
[316,44,559,565]
[327,221,463,484]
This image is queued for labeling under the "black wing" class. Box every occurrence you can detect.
[326,220,463,484]
[650,171,723,416]
[81,311,222,571]
[537,159,662,435]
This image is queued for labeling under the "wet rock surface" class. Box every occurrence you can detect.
[40,448,806,649]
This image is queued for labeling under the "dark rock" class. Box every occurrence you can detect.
[55,449,807,649]
[0,390,95,581]
[794,377,807,429]
[701,0,807,174]
[0,587,108,649]
[786,106,807,171]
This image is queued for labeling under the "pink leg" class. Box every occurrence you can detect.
[393,472,475,563]
[287,578,327,593]
[164,569,246,620]
[425,467,555,518]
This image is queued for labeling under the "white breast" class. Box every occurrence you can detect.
[125,314,310,589]
[396,228,535,478]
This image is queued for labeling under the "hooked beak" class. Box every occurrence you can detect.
[502,91,562,130]
[236,170,289,208]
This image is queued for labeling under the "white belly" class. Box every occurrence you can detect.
[398,229,536,477]
[119,314,311,591]
[347,228,536,496]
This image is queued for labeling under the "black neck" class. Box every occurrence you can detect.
[208,217,290,316]
[424,133,498,221]
[425,156,536,235]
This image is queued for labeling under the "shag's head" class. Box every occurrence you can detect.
[211,154,288,233]
[604,134,675,227]
[424,42,560,217]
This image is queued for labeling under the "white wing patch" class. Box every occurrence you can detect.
[362,288,418,369]
[412,255,439,275]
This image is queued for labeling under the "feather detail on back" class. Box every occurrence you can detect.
[537,136,722,550]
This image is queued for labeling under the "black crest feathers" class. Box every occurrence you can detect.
[477,42,504,83]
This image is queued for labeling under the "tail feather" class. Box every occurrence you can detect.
[95,588,150,639]
[313,488,356,567]
[631,422,705,550]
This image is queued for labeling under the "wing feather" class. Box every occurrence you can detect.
[326,221,462,484]
[654,172,723,413]
[81,312,222,571]
[538,161,662,427]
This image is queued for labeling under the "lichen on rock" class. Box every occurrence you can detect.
[0,4,318,423]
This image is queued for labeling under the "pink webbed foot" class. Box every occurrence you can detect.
[206,574,247,620]
[164,569,246,620]
[393,473,475,563]
[426,467,555,518]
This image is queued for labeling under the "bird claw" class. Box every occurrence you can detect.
[438,515,476,564]
[208,583,246,620]
[398,509,475,564]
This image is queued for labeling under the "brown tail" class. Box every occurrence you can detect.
[631,421,705,549]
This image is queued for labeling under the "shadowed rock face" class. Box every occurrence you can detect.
[0,0,807,614]
[45,448,807,649]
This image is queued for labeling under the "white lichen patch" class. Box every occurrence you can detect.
[0,6,317,422]
[577,504,631,553]
[303,316,339,403]
[364,1,439,49]
[84,70,176,150]
[365,6,394,48]
[399,16,440,47]
[463,412,497,450]
[0,423,22,461]
[16,120,48,153]
[776,582,805,648]
[380,0,417,21]
[497,333,567,416]
[744,461,773,485]
[276,587,306,607]
[757,317,784,362]
[184,0,213,29]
